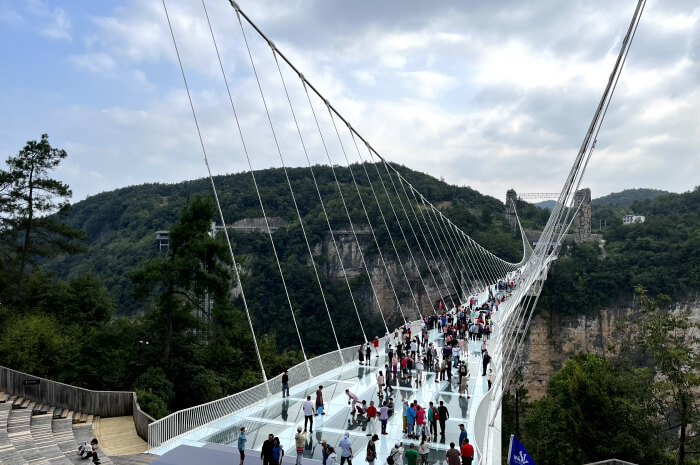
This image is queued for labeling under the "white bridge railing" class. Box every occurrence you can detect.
[148,320,426,452]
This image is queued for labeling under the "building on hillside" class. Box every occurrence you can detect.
[622,214,645,225]
[155,231,169,252]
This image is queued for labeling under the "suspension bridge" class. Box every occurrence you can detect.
[141,0,649,464]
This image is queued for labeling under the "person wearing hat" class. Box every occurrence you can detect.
[339,432,353,465]
[365,434,379,465]
[458,424,467,449]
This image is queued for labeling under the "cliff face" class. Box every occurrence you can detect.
[514,296,700,400]
[315,229,459,329]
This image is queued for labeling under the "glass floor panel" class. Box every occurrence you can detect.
[153,289,499,465]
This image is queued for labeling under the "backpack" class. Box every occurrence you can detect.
[77,443,90,457]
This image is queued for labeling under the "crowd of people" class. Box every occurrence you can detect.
[236,276,521,465]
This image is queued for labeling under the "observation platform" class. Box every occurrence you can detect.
[151,309,499,465]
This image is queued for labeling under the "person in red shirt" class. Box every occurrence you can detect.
[366,400,378,436]
[372,337,380,357]
[460,437,474,465]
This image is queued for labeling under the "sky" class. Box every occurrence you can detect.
[0,0,698,205]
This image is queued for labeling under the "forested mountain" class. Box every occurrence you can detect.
[45,163,538,315]
[592,187,669,207]
[538,186,700,315]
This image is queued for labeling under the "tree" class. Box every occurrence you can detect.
[522,353,666,465]
[130,195,234,366]
[0,134,85,296]
[632,287,700,465]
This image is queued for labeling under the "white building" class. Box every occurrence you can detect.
[622,214,645,225]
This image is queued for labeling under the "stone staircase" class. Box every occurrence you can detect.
[0,392,156,465]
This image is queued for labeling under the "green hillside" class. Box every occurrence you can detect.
[592,187,670,208]
[538,186,700,315]
[45,163,536,316]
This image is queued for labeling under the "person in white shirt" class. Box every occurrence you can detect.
[303,396,314,432]
[376,371,385,398]
[415,358,424,386]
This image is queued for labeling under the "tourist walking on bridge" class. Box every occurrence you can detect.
[295,426,306,465]
[238,427,247,465]
[339,432,353,465]
[282,371,290,398]
[366,434,378,465]
[482,351,493,376]
[445,443,460,465]
[460,438,474,465]
[377,371,384,397]
[316,385,325,415]
[262,434,275,465]
[438,401,449,436]
[303,396,314,432]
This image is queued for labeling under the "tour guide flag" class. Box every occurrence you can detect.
[508,435,536,465]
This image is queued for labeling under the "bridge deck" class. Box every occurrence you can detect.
[152,317,497,464]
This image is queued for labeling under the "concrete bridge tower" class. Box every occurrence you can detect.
[573,188,592,243]
[505,189,518,232]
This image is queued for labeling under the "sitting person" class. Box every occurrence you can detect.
[82,438,100,464]
[355,400,367,417]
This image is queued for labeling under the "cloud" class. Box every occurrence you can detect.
[24,0,72,40]
[4,0,700,206]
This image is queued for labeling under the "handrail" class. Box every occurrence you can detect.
[0,365,154,441]
[147,320,424,452]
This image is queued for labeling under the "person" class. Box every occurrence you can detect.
[402,399,409,433]
[387,397,395,416]
[415,406,426,440]
[359,345,365,365]
[488,368,495,390]
[379,401,389,435]
[366,401,378,436]
[321,440,331,465]
[295,426,306,465]
[303,395,314,432]
[339,432,353,465]
[366,434,378,465]
[458,424,467,450]
[438,401,449,435]
[82,438,100,464]
[356,400,368,417]
[388,442,404,465]
[346,389,360,412]
[406,402,416,438]
[373,337,380,357]
[377,371,384,398]
[482,351,492,376]
[316,385,325,415]
[272,437,284,465]
[460,438,474,465]
[366,344,372,364]
[415,357,424,386]
[418,439,430,465]
[238,427,247,465]
[405,443,419,465]
[445,442,461,465]
[480,341,487,357]
[282,371,290,398]
[327,447,338,465]
[262,433,275,465]
[460,370,470,398]
[428,401,438,438]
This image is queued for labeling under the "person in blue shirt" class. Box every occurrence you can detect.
[458,424,467,448]
[406,403,417,438]
[238,427,247,465]
[339,432,353,465]
[272,437,284,465]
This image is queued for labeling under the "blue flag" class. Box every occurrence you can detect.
[508,435,535,465]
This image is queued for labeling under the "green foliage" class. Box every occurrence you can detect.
[539,187,700,315]
[632,288,700,465]
[44,163,529,315]
[0,134,86,297]
[521,354,667,465]
[592,188,670,208]
[135,389,171,419]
